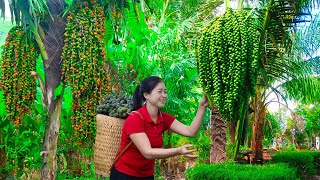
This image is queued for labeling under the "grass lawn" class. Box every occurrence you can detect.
[0,20,15,46]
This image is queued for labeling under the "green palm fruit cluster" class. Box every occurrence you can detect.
[61,1,109,141]
[97,93,133,119]
[197,9,260,122]
[1,26,38,126]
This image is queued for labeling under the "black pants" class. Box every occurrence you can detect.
[110,167,154,180]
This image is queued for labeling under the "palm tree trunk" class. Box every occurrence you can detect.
[40,1,66,179]
[228,121,237,145]
[210,104,227,163]
[41,97,62,179]
[250,90,266,164]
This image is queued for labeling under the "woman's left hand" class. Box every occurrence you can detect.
[199,94,208,108]
[180,144,198,159]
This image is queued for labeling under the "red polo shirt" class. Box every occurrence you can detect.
[114,105,175,177]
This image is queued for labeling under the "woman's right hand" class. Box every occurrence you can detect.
[180,144,198,159]
[199,94,208,108]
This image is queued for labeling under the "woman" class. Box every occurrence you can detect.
[110,76,208,180]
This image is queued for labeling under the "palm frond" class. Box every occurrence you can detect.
[264,85,289,107]
[176,15,195,39]
[256,0,319,87]
[307,57,320,74]
[175,0,223,50]
[0,0,5,19]
[265,55,319,105]
[265,57,317,99]
[273,9,320,104]
[8,0,20,23]
[282,77,320,103]
[29,0,51,20]
[262,0,316,47]
[297,13,320,59]
[264,112,282,142]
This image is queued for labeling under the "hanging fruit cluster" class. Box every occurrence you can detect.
[61,0,110,141]
[97,93,133,119]
[1,26,38,126]
[197,9,260,122]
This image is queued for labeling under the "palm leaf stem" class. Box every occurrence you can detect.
[237,0,244,9]
[233,100,248,159]
[265,100,295,113]
[224,0,230,9]
[158,0,169,29]
[17,0,48,60]
[258,0,274,55]
[257,0,275,86]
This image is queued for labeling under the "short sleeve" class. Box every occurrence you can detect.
[161,112,175,130]
[124,112,145,135]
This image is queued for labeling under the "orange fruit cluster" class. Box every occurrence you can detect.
[1,26,38,126]
[61,1,111,142]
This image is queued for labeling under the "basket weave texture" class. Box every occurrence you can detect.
[94,114,125,177]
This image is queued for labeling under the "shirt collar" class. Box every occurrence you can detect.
[139,105,163,125]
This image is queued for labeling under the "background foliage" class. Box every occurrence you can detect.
[0,0,320,179]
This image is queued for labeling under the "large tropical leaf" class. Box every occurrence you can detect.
[278,12,320,103]
[256,0,318,86]
[2,0,50,26]
[307,57,320,74]
[282,77,320,102]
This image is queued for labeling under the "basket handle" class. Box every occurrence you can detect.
[111,141,133,169]
[110,111,143,171]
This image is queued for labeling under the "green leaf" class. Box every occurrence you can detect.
[63,86,73,116]
[54,82,64,99]
[0,116,10,129]
[125,2,143,45]
[36,55,45,83]
[105,19,115,44]
[125,42,136,63]
[2,121,14,149]
[64,0,74,6]
[17,138,32,153]
[34,87,44,113]
[22,114,36,129]
[0,91,6,117]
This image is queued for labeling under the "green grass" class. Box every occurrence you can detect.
[0,20,15,46]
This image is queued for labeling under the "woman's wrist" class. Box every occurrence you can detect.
[174,147,182,156]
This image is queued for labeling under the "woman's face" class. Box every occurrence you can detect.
[144,82,167,108]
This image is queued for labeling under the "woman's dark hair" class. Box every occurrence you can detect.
[132,76,163,110]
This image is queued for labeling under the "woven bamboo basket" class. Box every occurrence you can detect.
[94,114,125,177]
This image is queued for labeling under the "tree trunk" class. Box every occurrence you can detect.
[228,121,237,145]
[41,97,62,179]
[210,104,227,163]
[42,2,66,113]
[241,107,254,145]
[40,1,66,179]
[250,90,266,164]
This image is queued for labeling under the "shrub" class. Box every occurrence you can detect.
[269,151,317,177]
[185,163,297,180]
[309,151,320,169]
[305,151,320,174]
